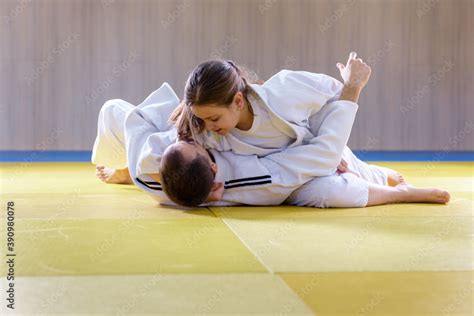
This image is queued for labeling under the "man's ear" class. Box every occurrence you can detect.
[206,181,225,203]
[211,181,223,191]
[210,162,218,175]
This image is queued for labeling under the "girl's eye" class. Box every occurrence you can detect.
[211,117,219,122]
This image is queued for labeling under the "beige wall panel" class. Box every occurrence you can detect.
[0,0,472,151]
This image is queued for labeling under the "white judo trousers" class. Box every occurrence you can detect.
[92,100,387,208]
[285,148,387,208]
[91,99,134,169]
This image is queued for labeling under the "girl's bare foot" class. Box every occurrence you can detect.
[395,181,450,204]
[95,165,133,184]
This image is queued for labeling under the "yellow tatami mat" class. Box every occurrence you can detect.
[0,162,472,315]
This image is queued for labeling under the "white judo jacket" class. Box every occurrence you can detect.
[195,70,344,157]
[125,82,358,207]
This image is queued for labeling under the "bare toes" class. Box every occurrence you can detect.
[438,190,450,204]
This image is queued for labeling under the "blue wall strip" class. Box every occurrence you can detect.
[0,150,473,162]
[353,151,474,162]
[0,151,92,162]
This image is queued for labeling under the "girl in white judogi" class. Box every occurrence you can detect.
[170,53,400,190]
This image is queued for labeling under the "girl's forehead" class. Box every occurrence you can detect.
[191,104,229,115]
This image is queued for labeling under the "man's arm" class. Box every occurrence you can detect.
[337,52,372,103]
[340,85,363,103]
[269,51,372,179]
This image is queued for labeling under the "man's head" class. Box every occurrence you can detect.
[160,141,219,207]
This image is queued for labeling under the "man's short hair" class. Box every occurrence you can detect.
[160,146,214,207]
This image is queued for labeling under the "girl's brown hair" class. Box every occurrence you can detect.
[169,60,261,140]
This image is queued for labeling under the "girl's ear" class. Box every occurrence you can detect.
[233,92,244,110]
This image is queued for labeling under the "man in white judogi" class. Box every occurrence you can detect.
[93,55,449,207]
[93,82,389,208]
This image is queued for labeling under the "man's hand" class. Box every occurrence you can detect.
[206,181,225,203]
[337,52,372,90]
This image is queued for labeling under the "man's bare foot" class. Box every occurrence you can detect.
[95,165,133,184]
[395,181,450,204]
[379,167,406,186]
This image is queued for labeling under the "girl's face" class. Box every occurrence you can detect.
[191,97,243,136]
